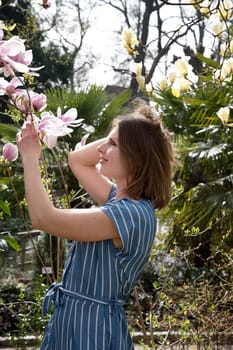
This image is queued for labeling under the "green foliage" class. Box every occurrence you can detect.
[0,232,20,252]
[0,123,19,141]
[153,57,233,267]
[0,277,49,345]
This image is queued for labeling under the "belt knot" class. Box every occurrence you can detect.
[42,282,63,316]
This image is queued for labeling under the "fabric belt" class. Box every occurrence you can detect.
[42,282,127,316]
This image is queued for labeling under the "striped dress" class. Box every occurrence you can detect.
[40,185,157,350]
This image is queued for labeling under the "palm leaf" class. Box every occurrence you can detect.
[0,123,19,141]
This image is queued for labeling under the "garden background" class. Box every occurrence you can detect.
[0,0,233,349]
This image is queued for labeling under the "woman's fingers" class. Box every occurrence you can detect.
[17,122,37,142]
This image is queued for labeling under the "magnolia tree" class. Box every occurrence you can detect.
[0,5,84,280]
[0,31,82,158]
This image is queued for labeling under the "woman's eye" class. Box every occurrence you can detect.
[109,139,116,146]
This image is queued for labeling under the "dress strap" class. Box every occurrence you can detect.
[42,282,127,316]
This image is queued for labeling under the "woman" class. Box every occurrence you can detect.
[17,103,176,350]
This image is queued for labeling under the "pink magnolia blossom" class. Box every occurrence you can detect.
[57,107,81,127]
[30,92,47,112]
[0,76,22,96]
[12,90,47,114]
[2,143,18,161]
[75,133,90,150]
[0,36,43,77]
[38,108,81,148]
[0,36,32,76]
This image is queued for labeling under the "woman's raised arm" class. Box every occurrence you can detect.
[68,139,113,205]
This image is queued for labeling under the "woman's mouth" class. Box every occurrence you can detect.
[99,157,107,164]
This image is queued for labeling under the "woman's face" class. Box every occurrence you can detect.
[97,126,128,182]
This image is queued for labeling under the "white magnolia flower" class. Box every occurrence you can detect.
[132,62,145,90]
[145,82,153,93]
[222,58,233,76]
[230,40,233,54]
[168,70,177,84]
[159,78,168,91]
[219,0,233,20]
[220,42,227,57]
[199,0,211,16]
[122,28,138,55]
[210,15,224,37]
[136,75,145,91]
[175,59,189,77]
[216,107,230,124]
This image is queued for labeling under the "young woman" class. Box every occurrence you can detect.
[17,103,176,350]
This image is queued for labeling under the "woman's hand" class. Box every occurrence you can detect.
[17,122,42,162]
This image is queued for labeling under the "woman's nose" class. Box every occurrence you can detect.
[97,142,105,153]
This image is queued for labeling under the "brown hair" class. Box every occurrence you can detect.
[114,104,176,210]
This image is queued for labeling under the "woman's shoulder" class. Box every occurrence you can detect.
[105,195,155,222]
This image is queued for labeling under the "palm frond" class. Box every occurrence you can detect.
[0,123,19,141]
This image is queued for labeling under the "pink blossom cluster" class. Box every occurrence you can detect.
[0,20,81,161]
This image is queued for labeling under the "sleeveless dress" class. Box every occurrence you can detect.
[40,185,157,350]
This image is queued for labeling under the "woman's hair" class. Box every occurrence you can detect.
[113,103,176,210]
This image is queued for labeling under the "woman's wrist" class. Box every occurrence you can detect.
[68,138,105,168]
[22,157,40,167]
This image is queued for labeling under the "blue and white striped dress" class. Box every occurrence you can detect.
[40,186,157,350]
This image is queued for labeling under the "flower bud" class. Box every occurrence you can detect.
[2,143,18,161]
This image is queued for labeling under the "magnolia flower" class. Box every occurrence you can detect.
[222,58,233,76]
[215,58,233,82]
[0,76,22,95]
[2,143,18,161]
[230,40,233,54]
[214,68,224,81]
[159,78,168,91]
[12,90,47,114]
[220,42,228,57]
[171,85,181,98]
[175,59,189,77]
[122,28,139,56]
[167,70,177,84]
[145,82,153,94]
[216,107,230,124]
[199,0,211,17]
[133,62,145,90]
[57,107,81,127]
[136,75,145,91]
[75,133,90,150]
[179,77,191,91]
[38,108,81,148]
[0,36,32,76]
[218,0,233,20]
[171,77,191,97]
[210,15,224,37]
[0,36,43,77]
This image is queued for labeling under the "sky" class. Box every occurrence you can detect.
[33,0,217,89]
[35,1,124,87]
[84,5,123,86]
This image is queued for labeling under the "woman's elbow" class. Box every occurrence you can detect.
[68,151,78,170]
[30,211,49,231]
[30,216,43,231]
